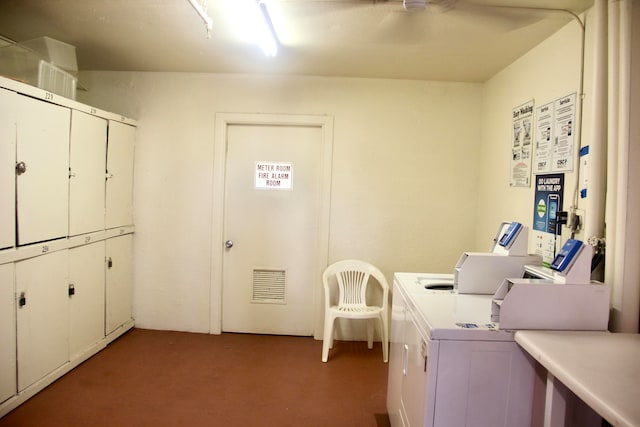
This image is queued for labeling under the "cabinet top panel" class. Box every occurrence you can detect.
[0,75,137,126]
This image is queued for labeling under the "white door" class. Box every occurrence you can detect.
[15,94,70,245]
[105,234,133,335]
[0,88,16,250]
[0,263,16,403]
[69,241,105,358]
[69,111,107,236]
[16,250,69,391]
[105,121,135,229]
[222,123,323,335]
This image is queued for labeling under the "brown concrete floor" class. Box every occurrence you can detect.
[0,328,390,427]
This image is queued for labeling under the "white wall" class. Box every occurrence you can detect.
[78,73,483,333]
[477,13,590,252]
[79,6,636,336]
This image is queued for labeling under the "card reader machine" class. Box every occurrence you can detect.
[497,221,522,249]
[550,238,583,272]
[454,222,542,294]
[491,239,611,330]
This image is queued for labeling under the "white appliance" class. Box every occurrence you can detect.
[454,222,541,294]
[387,273,536,427]
[491,239,611,330]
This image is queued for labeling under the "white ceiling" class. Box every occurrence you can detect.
[0,0,593,82]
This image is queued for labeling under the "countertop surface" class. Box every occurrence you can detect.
[515,330,640,427]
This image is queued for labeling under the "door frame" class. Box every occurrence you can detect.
[210,113,334,338]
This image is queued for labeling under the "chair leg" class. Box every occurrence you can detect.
[367,318,374,349]
[322,314,335,362]
[381,314,389,363]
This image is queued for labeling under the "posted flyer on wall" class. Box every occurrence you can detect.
[534,93,576,174]
[534,102,554,173]
[552,93,576,172]
[510,100,534,187]
[532,173,564,264]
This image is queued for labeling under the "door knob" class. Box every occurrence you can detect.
[15,161,26,175]
[225,240,234,249]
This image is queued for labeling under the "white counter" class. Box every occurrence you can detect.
[515,330,640,427]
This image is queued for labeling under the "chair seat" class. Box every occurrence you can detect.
[331,305,382,318]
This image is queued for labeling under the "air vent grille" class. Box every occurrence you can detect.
[252,269,286,304]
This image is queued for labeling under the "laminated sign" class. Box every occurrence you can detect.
[255,162,293,190]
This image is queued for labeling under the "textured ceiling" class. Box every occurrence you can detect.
[0,0,594,82]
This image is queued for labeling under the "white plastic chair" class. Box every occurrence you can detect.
[321,259,389,362]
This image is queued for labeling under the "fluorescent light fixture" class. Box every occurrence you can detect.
[257,1,279,57]
[188,0,213,38]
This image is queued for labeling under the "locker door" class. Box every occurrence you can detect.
[105,121,135,229]
[16,95,70,245]
[0,88,16,250]
[105,234,133,335]
[69,242,105,359]
[0,263,16,403]
[16,250,69,391]
[69,111,107,236]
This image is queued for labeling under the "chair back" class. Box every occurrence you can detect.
[322,259,389,311]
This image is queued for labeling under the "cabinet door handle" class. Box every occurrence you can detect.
[107,257,113,268]
[18,292,26,307]
[68,284,75,297]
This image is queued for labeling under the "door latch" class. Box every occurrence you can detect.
[18,292,26,307]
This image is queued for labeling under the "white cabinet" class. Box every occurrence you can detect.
[105,234,133,334]
[105,121,135,229]
[0,263,16,404]
[15,250,69,391]
[69,111,108,236]
[0,75,135,418]
[0,89,16,250]
[69,242,106,359]
[15,95,70,245]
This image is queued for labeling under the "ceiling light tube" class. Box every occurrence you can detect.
[188,0,213,38]
[257,1,279,57]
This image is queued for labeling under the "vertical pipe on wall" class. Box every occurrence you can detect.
[606,0,638,332]
[604,0,620,315]
[584,0,608,245]
[615,0,637,332]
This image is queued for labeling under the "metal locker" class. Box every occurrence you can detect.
[69,110,108,236]
[15,95,70,245]
[15,250,70,391]
[0,89,16,250]
[0,263,16,404]
[105,121,135,230]
[105,234,133,335]
[69,241,106,359]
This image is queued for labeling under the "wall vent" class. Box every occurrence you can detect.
[252,269,286,304]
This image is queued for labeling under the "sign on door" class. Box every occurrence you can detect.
[255,161,293,190]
